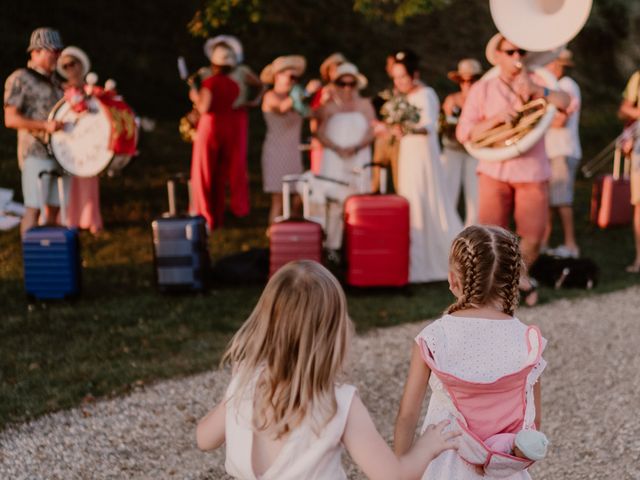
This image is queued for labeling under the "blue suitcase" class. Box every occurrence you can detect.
[23,170,81,300]
[152,177,210,292]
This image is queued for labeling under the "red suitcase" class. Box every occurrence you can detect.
[590,148,633,228]
[344,168,410,287]
[269,176,323,277]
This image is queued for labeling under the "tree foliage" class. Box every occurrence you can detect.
[188,0,450,37]
[353,0,451,24]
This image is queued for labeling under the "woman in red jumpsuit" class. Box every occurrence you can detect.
[189,44,239,230]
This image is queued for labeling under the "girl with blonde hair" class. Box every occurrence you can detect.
[197,260,459,480]
[394,226,548,479]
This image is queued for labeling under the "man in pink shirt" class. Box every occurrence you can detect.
[457,33,569,305]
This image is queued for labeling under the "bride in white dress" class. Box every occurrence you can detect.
[390,51,463,282]
[312,63,375,253]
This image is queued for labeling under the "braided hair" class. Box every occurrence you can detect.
[447,225,524,316]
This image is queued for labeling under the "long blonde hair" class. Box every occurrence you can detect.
[447,225,524,316]
[222,260,352,438]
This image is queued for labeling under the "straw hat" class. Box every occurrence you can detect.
[210,45,237,67]
[331,62,368,90]
[204,35,243,64]
[485,32,560,68]
[447,58,483,83]
[260,55,306,84]
[319,52,347,82]
[27,27,63,52]
[57,46,91,78]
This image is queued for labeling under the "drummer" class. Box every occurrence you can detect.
[57,46,103,234]
[3,27,66,236]
[456,33,570,306]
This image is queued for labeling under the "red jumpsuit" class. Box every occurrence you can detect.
[190,74,239,229]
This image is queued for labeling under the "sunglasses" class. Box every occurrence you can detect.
[61,60,79,70]
[459,78,475,84]
[335,80,357,88]
[500,48,527,57]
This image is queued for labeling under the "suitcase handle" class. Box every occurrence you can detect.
[166,174,191,217]
[281,174,311,220]
[613,148,632,181]
[37,169,67,226]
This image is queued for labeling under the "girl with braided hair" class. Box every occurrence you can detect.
[394,225,548,479]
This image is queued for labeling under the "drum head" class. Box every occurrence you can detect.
[49,97,114,177]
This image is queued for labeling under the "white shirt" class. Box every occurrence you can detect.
[545,76,582,159]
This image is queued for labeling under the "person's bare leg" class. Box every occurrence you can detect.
[541,207,554,250]
[43,205,60,226]
[519,236,541,306]
[628,204,640,271]
[268,193,283,226]
[558,205,578,251]
[20,207,40,237]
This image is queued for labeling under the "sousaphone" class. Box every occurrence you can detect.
[465,0,593,162]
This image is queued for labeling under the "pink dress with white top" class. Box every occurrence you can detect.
[415,315,547,480]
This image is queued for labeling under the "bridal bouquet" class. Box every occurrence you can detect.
[379,90,421,134]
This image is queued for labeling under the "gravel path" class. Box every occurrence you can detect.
[2,286,639,479]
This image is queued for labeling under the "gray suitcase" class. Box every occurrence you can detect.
[152,177,209,292]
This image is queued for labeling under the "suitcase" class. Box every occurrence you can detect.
[152,177,210,292]
[23,170,81,300]
[269,175,323,277]
[590,148,633,228]
[344,167,410,287]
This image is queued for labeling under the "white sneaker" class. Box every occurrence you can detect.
[550,245,580,259]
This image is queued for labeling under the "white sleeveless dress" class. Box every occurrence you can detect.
[224,376,357,480]
[397,86,463,282]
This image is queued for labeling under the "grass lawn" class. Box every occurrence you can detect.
[1,116,639,430]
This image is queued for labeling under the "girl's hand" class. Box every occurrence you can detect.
[414,420,460,461]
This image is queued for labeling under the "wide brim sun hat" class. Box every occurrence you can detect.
[331,62,368,90]
[204,35,243,64]
[260,55,306,84]
[210,45,237,67]
[486,32,563,69]
[447,58,483,83]
[27,27,63,52]
[319,52,347,82]
[57,46,91,79]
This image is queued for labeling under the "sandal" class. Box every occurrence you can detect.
[625,262,640,273]
[519,278,538,307]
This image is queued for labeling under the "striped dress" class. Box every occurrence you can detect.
[261,111,303,193]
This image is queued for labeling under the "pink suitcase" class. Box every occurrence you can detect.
[269,176,323,277]
[344,168,409,287]
[592,148,633,228]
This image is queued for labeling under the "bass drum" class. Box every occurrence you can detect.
[464,66,559,162]
[48,92,138,177]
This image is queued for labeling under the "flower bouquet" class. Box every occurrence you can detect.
[379,90,421,137]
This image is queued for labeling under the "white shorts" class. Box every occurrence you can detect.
[549,155,580,207]
[21,156,70,209]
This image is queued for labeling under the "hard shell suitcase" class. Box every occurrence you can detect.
[269,175,323,277]
[344,167,410,287]
[591,148,633,228]
[152,176,210,292]
[23,170,81,300]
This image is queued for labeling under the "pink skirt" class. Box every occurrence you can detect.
[67,176,103,233]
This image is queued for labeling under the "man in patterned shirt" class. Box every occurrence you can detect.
[4,27,65,235]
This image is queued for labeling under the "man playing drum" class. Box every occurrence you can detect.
[3,27,66,236]
[456,33,570,305]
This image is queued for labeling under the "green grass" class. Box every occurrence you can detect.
[1,117,639,430]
